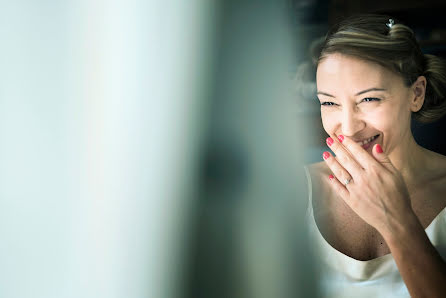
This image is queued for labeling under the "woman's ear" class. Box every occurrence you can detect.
[410,76,427,112]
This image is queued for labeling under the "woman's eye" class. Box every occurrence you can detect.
[320,101,337,106]
[362,97,380,103]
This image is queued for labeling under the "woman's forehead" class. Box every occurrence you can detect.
[316,54,400,92]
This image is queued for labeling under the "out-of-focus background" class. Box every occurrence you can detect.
[0,0,314,297]
[1,1,445,298]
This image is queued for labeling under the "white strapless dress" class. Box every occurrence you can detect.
[304,166,446,298]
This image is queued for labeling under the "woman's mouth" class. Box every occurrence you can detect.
[357,134,380,150]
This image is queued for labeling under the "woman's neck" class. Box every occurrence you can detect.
[387,133,428,191]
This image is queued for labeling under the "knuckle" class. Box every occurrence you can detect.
[354,174,365,184]
[343,155,352,165]
[368,164,380,175]
[339,171,352,183]
[331,140,341,151]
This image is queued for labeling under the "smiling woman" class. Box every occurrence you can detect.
[317,53,423,155]
[303,14,446,298]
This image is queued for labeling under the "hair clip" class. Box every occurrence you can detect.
[386,19,394,29]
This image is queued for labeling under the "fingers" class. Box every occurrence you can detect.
[328,174,350,200]
[323,151,353,187]
[336,135,381,170]
[372,143,396,172]
[336,135,395,173]
[326,135,363,178]
[327,135,395,175]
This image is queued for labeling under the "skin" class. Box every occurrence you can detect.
[312,53,446,297]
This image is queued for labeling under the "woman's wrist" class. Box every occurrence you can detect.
[380,208,423,247]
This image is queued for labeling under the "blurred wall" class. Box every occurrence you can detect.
[0,1,213,297]
[0,1,318,298]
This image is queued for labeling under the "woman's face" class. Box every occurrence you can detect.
[316,53,420,155]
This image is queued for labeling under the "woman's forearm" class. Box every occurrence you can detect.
[383,212,446,298]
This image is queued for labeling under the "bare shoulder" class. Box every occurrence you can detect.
[415,148,446,208]
[426,149,446,164]
[307,161,331,195]
[409,148,446,228]
[307,161,331,181]
[306,161,337,212]
[428,152,446,197]
[423,149,446,181]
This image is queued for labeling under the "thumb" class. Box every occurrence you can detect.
[372,144,395,171]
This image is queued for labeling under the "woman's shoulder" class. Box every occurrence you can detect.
[417,149,446,207]
[304,161,334,202]
[424,148,446,162]
[423,148,446,181]
[306,161,330,179]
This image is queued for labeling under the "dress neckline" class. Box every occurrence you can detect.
[311,202,446,263]
[304,165,446,264]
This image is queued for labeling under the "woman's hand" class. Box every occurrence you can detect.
[323,135,416,237]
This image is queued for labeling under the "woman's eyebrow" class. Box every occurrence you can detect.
[316,88,387,98]
[355,87,387,96]
[316,91,335,97]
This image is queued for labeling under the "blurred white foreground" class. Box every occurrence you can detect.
[0,1,315,297]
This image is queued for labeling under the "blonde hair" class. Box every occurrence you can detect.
[316,14,446,123]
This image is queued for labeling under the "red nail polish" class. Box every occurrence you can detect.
[326,137,334,146]
[376,144,383,153]
[329,174,334,181]
[338,135,344,143]
[323,151,330,160]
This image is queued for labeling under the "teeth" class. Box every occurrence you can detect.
[357,135,378,146]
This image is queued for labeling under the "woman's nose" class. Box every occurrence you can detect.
[341,108,365,136]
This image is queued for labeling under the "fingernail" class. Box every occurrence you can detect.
[323,151,330,160]
[329,174,334,181]
[338,135,344,143]
[326,137,334,146]
[376,144,383,153]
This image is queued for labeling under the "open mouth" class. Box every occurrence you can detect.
[357,134,380,150]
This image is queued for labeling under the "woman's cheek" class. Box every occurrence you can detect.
[367,110,393,133]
